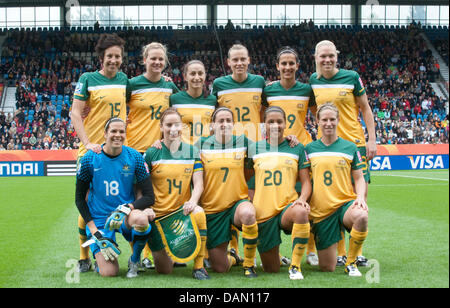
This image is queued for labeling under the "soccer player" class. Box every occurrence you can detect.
[309,40,375,266]
[306,103,369,277]
[143,108,209,280]
[75,117,154,278]
[71,33,128,272]
[263,46,318,266]
[247,106,312,280]
[127,42,179,269]
[212,44,267,260]
[170,60,216,145]
[212,44,265,142]
[196,107,258,278]
[127,42,179,153]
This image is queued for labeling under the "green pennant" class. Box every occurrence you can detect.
[154,208,201,263]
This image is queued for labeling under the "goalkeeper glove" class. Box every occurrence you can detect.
[93,231,121,262]
[105,203,132,230]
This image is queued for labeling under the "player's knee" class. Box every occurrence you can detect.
[129,210,149,230]
[99,266,119,277]
[211,262,229,273]
[239,204,256,225]
[292,206,309,223]
[354,210,368,229]
[262,263,280,273]
[319,263,336,272]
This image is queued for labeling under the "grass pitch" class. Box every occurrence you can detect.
[0,170,448,288]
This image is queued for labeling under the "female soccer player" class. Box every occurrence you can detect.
[143,108,209,280]
[127,42,179,153]
[263,46,318,266]
[75,118,154,278]
[71,33,129,272]
[212,44,265,142]
[171,60,216,145]
[196,107,258,278]
[247,106,312,280]
[305,103,369,277]
[310,40,375,266]
[126,42,179,269]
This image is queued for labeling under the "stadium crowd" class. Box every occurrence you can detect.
[0,23,448,151]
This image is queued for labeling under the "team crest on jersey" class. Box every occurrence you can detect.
[297,103,304,109]
[285,159,294,166]
[253,95,259,101]
[234,153,244,160]
[184,168,192,174]
[121,164,133,177]
[339,91,347,96]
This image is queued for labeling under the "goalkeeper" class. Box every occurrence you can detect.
[75,117,155,278]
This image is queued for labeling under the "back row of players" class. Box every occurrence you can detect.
[72,33,376,280]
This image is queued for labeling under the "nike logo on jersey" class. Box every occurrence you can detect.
[94,168,102,172]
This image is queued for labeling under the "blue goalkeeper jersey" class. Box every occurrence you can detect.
[76,145,150,226]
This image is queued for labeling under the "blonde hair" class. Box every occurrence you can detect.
[314,40,340,79]
[316,102,339,121]
[228,44,249,58]
[142,42,169,69]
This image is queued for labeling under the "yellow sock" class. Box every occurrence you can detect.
[227,254,236,271]
[347,229,368,265]
[230,225,240,254]
[78,215,90,260]
[337,231,347,256]
[242,223,258,268]
[306,232,316,254]
[291,223,310,271]
[143,243,153,260]
[192,211,207,270]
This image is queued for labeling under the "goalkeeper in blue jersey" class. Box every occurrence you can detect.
[75,117,155,278]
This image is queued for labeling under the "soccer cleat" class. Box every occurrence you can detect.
[306,252,319,266]
[77,259,92,273]
[228,248,243,266]
[192,268,210,280]
[126,257,140,278]
[243,266,258,278]
[203,258,211,269]
[345,263,362,277]
[280,256,291,267]
[288,266,304,280]
[142,257,155,270]
[356,255,369,267]
[173,262,187,267]
[336,255,347,266]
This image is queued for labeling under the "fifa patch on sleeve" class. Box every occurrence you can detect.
[75,82,84,95]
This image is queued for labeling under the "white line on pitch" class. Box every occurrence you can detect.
[372,174,449,181]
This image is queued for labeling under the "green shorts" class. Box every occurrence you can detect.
[257,203,292,254]
[205,199,248,250]
[310,200,353,251]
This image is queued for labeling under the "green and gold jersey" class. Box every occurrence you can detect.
[73,70,128,157]
[305,137,364,223]
[143,142,203,218]
[247,140,310,223]
[309,69,366,147]
[170,91,216,145]
[263,81,314,146]
[212,73,265,141]
[127,75,179,153]
[196,134,252,215]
